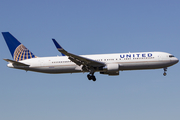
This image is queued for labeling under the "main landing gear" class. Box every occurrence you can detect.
[87,67,96,81]
[87,74,96,81]
[163,67,167,76]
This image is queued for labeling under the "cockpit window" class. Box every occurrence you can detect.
[169,55,175,58]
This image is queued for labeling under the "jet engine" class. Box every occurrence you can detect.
[100,64,120,75]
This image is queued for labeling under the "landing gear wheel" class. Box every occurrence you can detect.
[87,74,91,80]
[163,68,167,76]
[92,76,96,81]
[163,72,167,76]
[87,74,96,81]
[87,67,96,81]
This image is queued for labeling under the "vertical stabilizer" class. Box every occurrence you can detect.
[2,32,37,61]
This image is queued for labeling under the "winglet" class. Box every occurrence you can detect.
[52,39,65,56]
[52,39,63,49]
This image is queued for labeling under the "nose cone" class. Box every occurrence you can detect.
[176,58,179,63]
[171,57,179,64]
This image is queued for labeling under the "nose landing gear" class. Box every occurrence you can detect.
[163,67,167,76]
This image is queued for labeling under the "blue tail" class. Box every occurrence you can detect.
[2,32,37,61]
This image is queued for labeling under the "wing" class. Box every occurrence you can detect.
[52,39,105,68]
[3,59,30,66]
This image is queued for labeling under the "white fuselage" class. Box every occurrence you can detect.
[7,51,179,74]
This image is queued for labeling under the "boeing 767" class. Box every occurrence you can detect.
[2,32,179,81]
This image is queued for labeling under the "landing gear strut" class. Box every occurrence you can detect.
[87,67,96,81]
[163,67,167,76]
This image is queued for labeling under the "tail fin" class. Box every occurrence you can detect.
[2,32,37,61]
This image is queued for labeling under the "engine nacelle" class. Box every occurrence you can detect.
[100,64,120,75]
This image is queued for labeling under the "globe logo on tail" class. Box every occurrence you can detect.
[13,44,37,61]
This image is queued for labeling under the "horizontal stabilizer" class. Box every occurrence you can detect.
[3,59,30,66]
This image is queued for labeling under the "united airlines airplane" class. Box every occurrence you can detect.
[2,32,179,81]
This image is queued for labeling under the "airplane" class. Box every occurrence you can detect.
[2,32,179,81]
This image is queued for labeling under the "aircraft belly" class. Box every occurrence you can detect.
[27,65,81,74]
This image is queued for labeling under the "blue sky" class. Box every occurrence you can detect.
[0,0,180,120]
